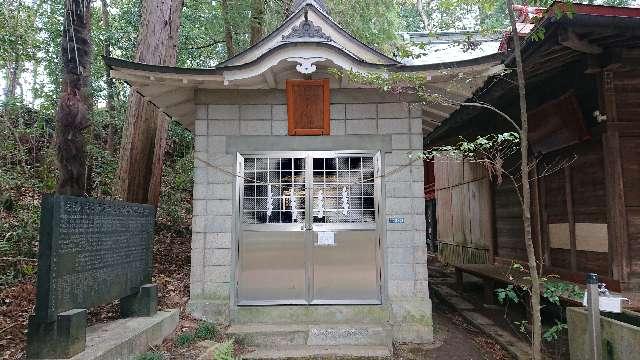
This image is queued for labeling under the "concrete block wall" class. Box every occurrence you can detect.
[189,91,431,342]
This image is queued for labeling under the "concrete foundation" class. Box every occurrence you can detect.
[568,307,640,360]
[37,309,179,360]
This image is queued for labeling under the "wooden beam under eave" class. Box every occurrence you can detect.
[423,118,441,130]
[559,28,603,55]
[153,89,194,109]
[137,85,178,99]
[424,107,449,120]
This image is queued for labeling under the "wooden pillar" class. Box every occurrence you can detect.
[539,173,551,269]
[600,70,628,282]
[531,165,544,272]
[565,166,577,272]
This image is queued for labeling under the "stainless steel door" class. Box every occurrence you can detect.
[310,155,381,304]
[237,156,308,305]
[237,152,381,305]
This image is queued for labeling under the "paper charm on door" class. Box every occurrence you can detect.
[341,186,349,215]
[290,190,298,222]
[316,190,325,218]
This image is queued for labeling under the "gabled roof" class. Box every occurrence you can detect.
[105,0,504,131]
[217,0,400,68]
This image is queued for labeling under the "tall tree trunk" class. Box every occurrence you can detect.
[4,59,21,99]
[416,0,430,32]
[117,0,183,206]
[56,0,92,196]
[250,0,265,45]
[221,0,235,57]
[101,0,116,154]
[507,0,542,358]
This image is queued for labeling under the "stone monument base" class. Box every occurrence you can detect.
[27,309,88,359]
[32,310,179,360]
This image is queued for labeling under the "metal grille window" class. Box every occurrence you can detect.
[312,156,375,224]
[242,157,306,224]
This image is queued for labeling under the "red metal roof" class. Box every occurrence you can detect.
[499,2,640,52]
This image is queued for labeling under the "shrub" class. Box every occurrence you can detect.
[194,322,217,340]
[213,339,235,360]
[134,352,163,360]
[175,332,196,347]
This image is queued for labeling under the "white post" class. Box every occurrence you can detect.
[586,273,602,360]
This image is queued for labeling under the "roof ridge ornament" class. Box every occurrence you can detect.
[282,11,332,42]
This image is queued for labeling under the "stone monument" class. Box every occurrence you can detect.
[27,195,157,359]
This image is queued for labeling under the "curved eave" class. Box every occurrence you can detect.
[104,49,503,79]
[105,48,503,134]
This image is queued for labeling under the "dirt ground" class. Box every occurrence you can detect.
[394,295,511,360]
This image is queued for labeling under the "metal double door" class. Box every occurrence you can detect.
[237,151,382,305]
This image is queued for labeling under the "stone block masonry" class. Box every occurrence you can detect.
[190,92,431,343]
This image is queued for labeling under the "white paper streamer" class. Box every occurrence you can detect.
[266,184,273,217]
[290,190,298,222]
[341,186,349,215]
[316,190,324,218]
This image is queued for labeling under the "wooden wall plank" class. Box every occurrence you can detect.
[469,181,483,248]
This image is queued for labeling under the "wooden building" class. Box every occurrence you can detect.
[425,3,640,291]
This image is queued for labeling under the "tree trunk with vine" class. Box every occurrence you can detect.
[507,0,542,358]
[55,0,92,196]
[117,0,183,206]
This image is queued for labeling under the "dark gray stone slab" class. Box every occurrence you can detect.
[34,195,155,323]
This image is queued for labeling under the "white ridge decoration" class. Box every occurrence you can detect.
[341,186,349,215]
[316,190,325,218]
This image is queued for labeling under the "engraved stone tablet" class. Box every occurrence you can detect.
[33,195,155,322]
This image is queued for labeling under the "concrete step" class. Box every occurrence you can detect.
[229,324,392,347]
[241,345,392,359]
[232,305,390,325]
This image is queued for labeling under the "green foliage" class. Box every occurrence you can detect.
[543,280,583,304]
[157,123,194,228]
[213,339,236,360]
[495,285,520,304]
[194,322,217,341]
[174,322,218,349]
[513,320,529,334]
[327,0,403,55]
[543,320,568,342]
[134,352,164,360]
[175,332,196,347]
[0,1,40,67]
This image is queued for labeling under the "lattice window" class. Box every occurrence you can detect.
[242,157,306,224]
[312,156,375,223]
